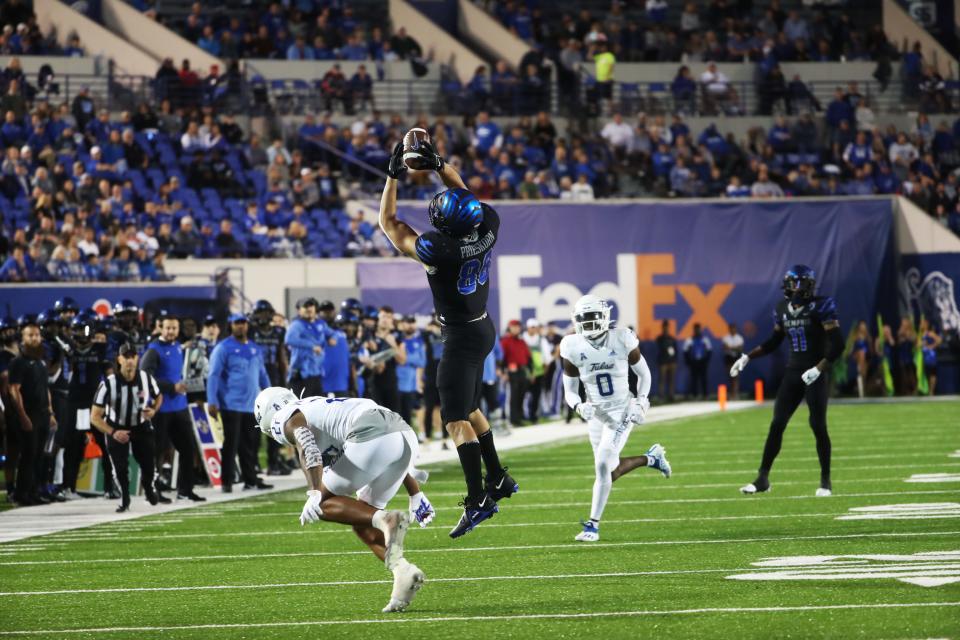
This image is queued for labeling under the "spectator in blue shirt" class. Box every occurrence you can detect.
[285,297,334,398]
[197,26,221,56]
[472,111,502,155]
[207,314,271,493]
[825,87,854,131]
[286,37,316,60]
[396,315,425,427]
[843,131,874,170]
[874,163,900,194]
[339,34,369,61]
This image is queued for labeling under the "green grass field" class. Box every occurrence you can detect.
[1,401,958,639]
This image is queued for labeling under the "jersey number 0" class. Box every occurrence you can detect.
[457,253,492,295]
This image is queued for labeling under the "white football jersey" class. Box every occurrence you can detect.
[560,327,639,424]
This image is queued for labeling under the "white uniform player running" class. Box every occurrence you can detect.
[254,388,431,613]
[560,295,672,542]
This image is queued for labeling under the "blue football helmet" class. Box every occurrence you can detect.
[340,298,363,314]
[428,188,484,237]
[782,265,816,303]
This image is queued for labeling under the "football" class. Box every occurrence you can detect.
[402,128,434,170]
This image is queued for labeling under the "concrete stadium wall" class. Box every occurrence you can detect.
[244,60,440,82]
[389,0,485,83]
[613,61,888,84]
[457,0,529,71]
[34,0,159,76]
[894,196,960,255]
[0,56,99,76]
[100,0,222,75]
[883,0,957,77]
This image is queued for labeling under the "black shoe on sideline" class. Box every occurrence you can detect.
[144,485,159,506]
[116,502,130,513]
[177,492,207,502]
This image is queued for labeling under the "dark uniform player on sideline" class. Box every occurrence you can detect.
[729,265,843,497]
[378,139,517,538]
[250,300,290,476]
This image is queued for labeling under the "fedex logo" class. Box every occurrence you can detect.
[497,254,734,339]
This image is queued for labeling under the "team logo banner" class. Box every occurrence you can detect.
[369,199,896,390]
[189,403,223,487]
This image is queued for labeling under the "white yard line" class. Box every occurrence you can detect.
[32,512,844,543]
[1,601,958,635]
[2,530,957,567]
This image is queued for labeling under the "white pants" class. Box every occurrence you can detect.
[587,417,633,522]
[324,429,418,509]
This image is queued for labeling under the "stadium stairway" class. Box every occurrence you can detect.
[0,400,757,543]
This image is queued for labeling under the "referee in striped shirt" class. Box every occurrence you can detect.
[91,342,171,512]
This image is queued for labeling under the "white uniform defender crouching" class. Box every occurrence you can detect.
[560,295,672,542]
[255,388,431,613]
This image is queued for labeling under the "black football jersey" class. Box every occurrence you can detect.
[251,325,285,385]
[68,343,108,405]
[414,204,500,324]
[773,296,838,369]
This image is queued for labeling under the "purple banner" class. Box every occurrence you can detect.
[367,199,897,395]
[0,284,217,319]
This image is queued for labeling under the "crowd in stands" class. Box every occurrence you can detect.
[487,0,895,64]
[139,1,422,64]
[0,0,86,57]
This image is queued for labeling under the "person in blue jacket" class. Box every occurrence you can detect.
[397,315,426,428]
[285,297,334,398]
[141,314,204,502]
[207,313,272,493]
[322,313,353,397]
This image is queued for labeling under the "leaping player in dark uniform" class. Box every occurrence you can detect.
[379,139,517,538]
[730,265,843,497]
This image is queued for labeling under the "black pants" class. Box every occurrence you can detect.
[153,410,196,495]
[14,409,47,501]
[105,427,156,506]
[220,410,259,487]
[438,316,496,424]
[508,371,529,426]
[267,437,282,467]
[688,360,709,398]
[481,381,499,416]
[398,391,419,425]
[371,379,400,413]
[61,401,91,493]
[526,375,543,422]
[289,374,323,399]
[758,371,831,480]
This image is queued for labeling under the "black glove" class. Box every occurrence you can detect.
[419,140,445,172]
[387,141,407,179]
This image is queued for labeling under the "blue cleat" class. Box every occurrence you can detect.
[448,493,498,538]
[486,467,519,502]
[646,443,672,478]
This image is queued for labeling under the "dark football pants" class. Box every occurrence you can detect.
[220,410,259,487]
[105,428,156,506]
[758,371,831,480]
[153,410,196,494]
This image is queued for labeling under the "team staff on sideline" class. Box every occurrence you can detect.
[207,313,273,493]
[141,314,205,502]
[91,343,171,512]
[250,300,290,476]
[8,319,55,505]
[286,298,335,398]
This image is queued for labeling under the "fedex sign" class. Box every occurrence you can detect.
[498,253,734,339]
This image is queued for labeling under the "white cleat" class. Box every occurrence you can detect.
[410,494,435,528]
[410,467,429,485]
[815,487,832,497]
[382,560,425,613]
[377,510,411,571]
[646,443,671,478]
[574,521,600,542]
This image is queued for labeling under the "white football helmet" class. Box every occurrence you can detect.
[254,386,297,434]
[572,295,611,339]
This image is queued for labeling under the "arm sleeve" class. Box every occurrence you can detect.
[562,373,581,410]
[206,345,223,406]
[415,233,440,267]
[284,322,316,350]
[757,330,786,357]
[147,374,161,398]
[630,354,652,398]
[259,358,270,390]
[824,326,844,363]
[140,349,176,395]
[93,380,107,407]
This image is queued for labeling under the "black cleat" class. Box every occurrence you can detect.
[116,502,130,513]
[449,493,499,539]
[486,467,519,502]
